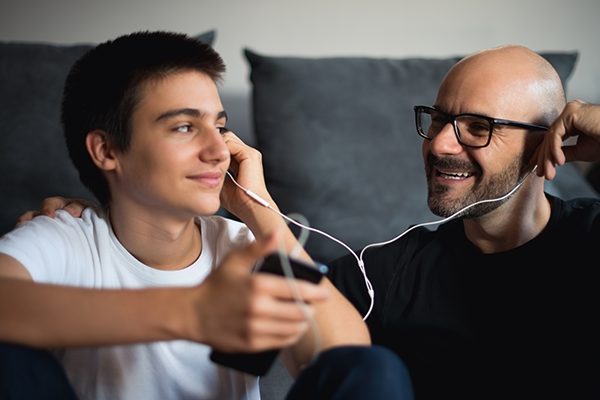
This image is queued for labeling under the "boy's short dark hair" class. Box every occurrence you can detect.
[61,31,226,205]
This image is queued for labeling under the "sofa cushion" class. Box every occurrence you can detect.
[244,48,587,263]
[0,31,215,235]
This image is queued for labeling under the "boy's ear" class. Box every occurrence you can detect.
[85,130,118,171]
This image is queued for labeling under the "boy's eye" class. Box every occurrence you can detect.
[217,126,230,135]
[175,124,192,133]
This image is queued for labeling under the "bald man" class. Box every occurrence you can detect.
[328,45,600,399]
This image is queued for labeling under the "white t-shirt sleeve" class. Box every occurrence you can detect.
[0,210,95,284]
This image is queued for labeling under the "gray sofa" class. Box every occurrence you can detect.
[1,31,598,399]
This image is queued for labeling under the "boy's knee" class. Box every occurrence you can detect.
[289,345,414,400]
[0,342,78,399]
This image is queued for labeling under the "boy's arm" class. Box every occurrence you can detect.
[0,235,329,352]
[0,258,190,348]
[221,132,370,376]
[10,200,368,375]
[231,197,370,377]
[15,132,370,374]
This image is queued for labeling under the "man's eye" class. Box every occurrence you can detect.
[217,127,230,135]
[430,116,447,129]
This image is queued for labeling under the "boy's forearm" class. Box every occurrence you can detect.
[0,277,192,348]
[240,198,371,376]
[237,200,314,265]
[282,278,370,377]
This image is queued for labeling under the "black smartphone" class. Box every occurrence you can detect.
[209,253,328,376]
[256,252,328,283]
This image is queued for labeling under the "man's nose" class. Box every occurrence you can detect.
[428,122,463,155]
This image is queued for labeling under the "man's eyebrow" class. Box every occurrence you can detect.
[155,108,228,122]
[218,110,228,122]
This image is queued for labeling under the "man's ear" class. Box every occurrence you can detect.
[85,130,118,171]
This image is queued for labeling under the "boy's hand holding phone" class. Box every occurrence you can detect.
[209,253,328,376]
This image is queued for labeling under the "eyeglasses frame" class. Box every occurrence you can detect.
[414,105,549,148]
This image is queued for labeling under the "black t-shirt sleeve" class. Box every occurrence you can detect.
[327,251,373,317]
[327,227,430,323]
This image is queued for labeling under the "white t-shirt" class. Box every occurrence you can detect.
[0,208,260,400]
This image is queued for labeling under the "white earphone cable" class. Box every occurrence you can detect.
[226,167,537,320]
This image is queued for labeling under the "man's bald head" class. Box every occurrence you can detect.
[437,45,565,126]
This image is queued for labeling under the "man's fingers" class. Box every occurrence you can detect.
[16,211,42,226]
[62,202,88,218]
[42,196,91,218]
[40,196,70,217]
[15,196,92,227]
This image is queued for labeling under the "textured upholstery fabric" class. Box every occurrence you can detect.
[244,48,594,263]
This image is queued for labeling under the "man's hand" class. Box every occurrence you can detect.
[16,196,96,226]
[536,100,600,180]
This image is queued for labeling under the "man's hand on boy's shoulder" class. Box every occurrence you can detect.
[16,196,95,226]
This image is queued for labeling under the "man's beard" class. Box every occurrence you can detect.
[427,155,528,219]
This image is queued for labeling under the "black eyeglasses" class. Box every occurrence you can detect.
[414,105,549,148]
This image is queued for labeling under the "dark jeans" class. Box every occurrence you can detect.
[287,345,414,400]
[0,342,77,400]
[0,342,413,399]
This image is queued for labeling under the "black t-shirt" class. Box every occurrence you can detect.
[328,194,600,399]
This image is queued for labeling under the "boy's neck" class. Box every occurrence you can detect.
[107,204,202,271]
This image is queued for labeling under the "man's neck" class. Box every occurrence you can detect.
[463,182,551,254]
